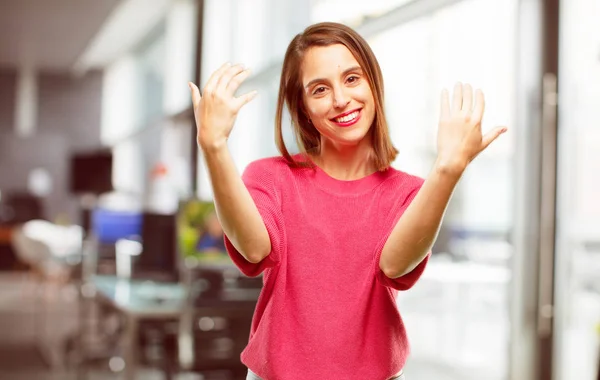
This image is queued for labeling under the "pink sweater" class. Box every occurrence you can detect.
[224,156,429,380]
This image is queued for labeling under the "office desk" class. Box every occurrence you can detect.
[92,275,186,318]
[88,275,186,380]
[88,274,261,379]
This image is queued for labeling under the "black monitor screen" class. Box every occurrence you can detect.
[69,151,113,195]
[136,213,178,279]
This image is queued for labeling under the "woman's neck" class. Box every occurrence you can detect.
[310,137,377,181]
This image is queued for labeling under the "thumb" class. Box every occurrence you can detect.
[188,82,201,106]
[234,90,258,110]
[481,126,507,151]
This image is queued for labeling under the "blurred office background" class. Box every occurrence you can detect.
[0,0,598,379]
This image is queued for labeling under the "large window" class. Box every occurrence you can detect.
[102,0,197,206]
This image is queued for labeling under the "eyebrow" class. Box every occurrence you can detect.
[304,65,363,90]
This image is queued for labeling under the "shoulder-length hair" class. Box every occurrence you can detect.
[275,22,398,171]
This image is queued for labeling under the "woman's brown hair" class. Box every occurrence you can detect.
[275,22,398,171]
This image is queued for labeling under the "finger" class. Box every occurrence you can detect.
[216,64,246,93]
[233,90,258,110]
[472,89,485,123]
[440,89,450,120]
[227,68,252,96]
[462,84,473,114]
[188,82,201,107]
[481,126,507,151]
[451,82,462,112]
[203,62,232,95]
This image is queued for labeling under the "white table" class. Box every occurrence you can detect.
[82,275,186,380]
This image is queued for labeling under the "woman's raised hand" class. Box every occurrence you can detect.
[188,63,257,152]
[436,83,507,175]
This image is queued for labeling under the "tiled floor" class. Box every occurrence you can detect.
[0,271,507,380]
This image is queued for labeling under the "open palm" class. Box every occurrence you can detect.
[189,62,257,151]
[436,83,506,172]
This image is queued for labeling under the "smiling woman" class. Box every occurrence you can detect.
[299,45,377,166]
[275,23,397,175]
[188,21,506,380]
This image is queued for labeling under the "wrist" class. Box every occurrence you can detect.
[201,141,233,174]
[433,156,467,179]
[199,137,228,155]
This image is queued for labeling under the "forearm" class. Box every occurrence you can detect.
[379,161,463,278]
[378,82,506,278]
[202,145,271,263]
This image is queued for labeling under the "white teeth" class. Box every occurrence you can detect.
[335,110,359,123]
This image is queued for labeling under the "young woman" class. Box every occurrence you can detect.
[189,22,506,380]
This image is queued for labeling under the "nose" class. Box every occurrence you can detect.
[332,85,350,109]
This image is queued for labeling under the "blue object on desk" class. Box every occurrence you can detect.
[92,208,143,244]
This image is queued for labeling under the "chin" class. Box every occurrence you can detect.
[332,130,371,148]
[318,119,373,147]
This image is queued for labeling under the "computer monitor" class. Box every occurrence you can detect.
[92,208,143,244]
[69,150,113,195]
[134,212,179,281]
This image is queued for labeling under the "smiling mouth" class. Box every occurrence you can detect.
[331,109,362,127]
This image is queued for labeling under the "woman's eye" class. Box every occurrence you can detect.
[313,86,326,95]
[347,75,359,84]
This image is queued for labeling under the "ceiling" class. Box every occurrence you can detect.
[0,0,120,70]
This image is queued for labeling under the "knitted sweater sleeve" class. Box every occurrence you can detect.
[223,159,285,277]
[374,175,430,291]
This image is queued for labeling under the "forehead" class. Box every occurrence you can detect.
[301,44,361,85]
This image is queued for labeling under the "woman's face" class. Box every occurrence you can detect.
[301,44,376,149]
